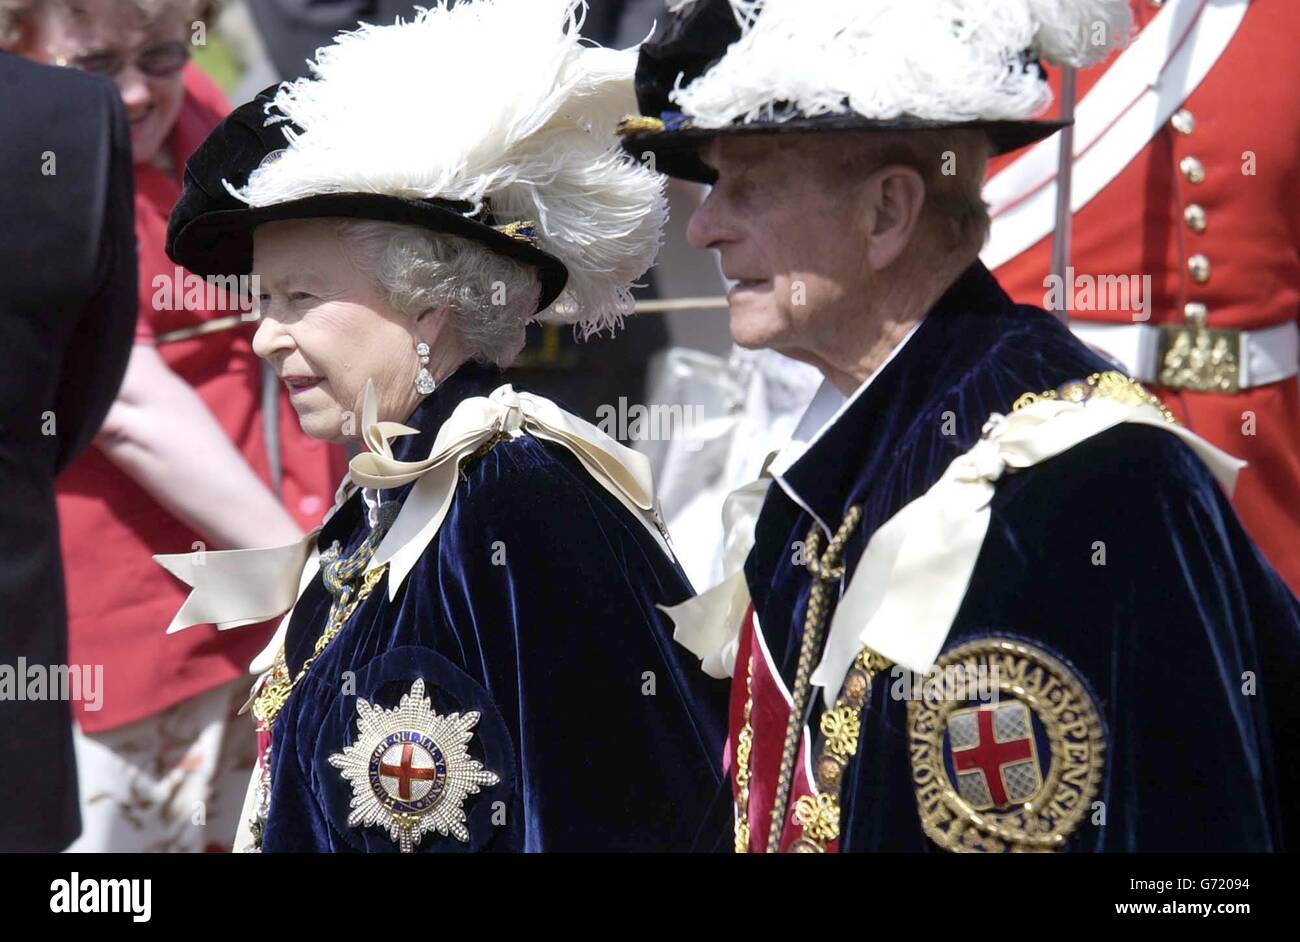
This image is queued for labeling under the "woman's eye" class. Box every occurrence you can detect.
[288,291,315,302]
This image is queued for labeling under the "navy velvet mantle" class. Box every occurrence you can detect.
[744,262,1300,852]
[261,362,729,852]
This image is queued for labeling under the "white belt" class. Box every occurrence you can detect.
[1070,321,1300,393]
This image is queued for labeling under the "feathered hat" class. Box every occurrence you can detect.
[167,0,665,332]
[619,0,1132,183]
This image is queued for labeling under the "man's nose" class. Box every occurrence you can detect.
[686,188,729,251]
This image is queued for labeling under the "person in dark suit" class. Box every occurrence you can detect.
[0,51,138,852]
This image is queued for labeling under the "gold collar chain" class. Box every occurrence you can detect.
[789,646,889,852]
[761,507,862,853]
[252,515,395,728]
[734,643,889,854]
[251,562,387,728]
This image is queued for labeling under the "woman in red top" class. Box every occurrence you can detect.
[8,0,340,851]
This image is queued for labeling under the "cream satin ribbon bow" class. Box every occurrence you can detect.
[809,395,1246,707]
[660,476,770,679]
[155,537,320,635]
[154,465,356,637]
[352,379,671,599]
[156,380,669,638]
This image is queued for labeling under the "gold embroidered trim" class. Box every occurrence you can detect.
[615,115,666,136]
[492,220,539,244]
[733,654,755,854]
[1011,370,1176,424]
[907,637,1106,852]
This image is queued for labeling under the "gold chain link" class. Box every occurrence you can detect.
[763,506,862,853]
[252,562,388,727]
[733,655,755,853]
[789,647,890,852]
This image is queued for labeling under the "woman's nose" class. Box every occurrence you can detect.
[251,308,291,362]
[116,68,153,116]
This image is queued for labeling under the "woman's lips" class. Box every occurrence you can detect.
[283,376,323,396]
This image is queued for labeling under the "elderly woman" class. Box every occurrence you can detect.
[158,0,727,853]
[2,0,339,851]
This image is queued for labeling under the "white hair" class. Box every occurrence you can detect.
[332,219,541,369]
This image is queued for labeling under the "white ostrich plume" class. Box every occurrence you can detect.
[672,0,1133,130]
[232,0,665,335]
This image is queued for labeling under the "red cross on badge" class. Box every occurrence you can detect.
[948,701,1043,809]
[379,742,439,800]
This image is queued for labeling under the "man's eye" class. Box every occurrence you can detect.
[725,178,755,203]
[288,291,315,302]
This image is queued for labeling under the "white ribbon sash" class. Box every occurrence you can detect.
[811,397,1244,704]
[661,396,1245,705]
[660,476,771,678]
[155,380,669,639]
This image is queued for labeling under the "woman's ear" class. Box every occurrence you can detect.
[411,305,466,380]
[862,164,927,272]
[412,304,451,342]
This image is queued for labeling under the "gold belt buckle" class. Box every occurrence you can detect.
[1155,323,1242,393]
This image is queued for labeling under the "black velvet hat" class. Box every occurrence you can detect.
[618,0,1130,185]
[166,88,570,314]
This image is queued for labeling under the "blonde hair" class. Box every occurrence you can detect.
[0,0,34,47]
[1,0,206,50]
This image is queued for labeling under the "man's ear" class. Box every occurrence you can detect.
[862,164,927,272]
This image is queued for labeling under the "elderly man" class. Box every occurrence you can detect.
[621,0,1300,853]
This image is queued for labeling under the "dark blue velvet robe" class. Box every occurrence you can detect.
[745,262,1300,852]
[261,362,728,852]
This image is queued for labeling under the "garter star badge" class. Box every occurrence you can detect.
[328,679,500,852]
[907,638,1105,853]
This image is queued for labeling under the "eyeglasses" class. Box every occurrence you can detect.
[59,39,191,78]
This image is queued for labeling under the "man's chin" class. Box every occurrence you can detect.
[727,304,786,351]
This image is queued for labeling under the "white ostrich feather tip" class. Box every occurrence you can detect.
[670,0,1133,131]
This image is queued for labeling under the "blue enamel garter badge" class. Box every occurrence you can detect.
[906,638,1105,852]
[328,679,500,852]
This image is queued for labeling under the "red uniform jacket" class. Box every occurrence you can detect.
[56,67,345,733]
[989,0,1300,594]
